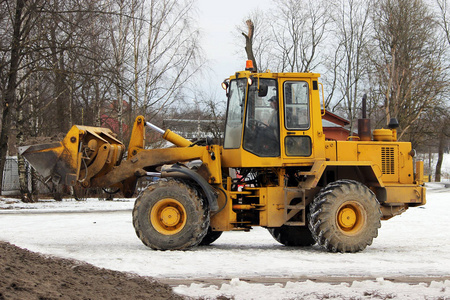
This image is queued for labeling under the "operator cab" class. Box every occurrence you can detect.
[221,63,326,168]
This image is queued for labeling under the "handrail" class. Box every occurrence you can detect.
[319,82,325,116]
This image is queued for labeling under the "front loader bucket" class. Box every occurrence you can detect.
[19,141,79,185]
[19,125,124,186]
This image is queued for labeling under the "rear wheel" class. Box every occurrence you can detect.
[308,180,381,253]
[132,179,209,250]
[268,225,315,246]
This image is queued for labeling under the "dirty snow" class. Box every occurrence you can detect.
[1,182,449,299]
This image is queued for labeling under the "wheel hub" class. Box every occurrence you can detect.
[150,198,187,235]
[338,207,357,228]
[336,202,365,234]
[160,207,181,227]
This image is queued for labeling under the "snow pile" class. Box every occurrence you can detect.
[174,278,450,300]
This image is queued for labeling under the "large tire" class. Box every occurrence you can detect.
[308,180,381,253]
[199,227,223,246]
[268,225,315,246]
[132,179,209,250]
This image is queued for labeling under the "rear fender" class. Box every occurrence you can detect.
[300,161,385,201]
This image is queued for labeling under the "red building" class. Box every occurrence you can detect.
[321,110,351,141]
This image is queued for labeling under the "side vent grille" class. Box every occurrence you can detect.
[381,147,395,174]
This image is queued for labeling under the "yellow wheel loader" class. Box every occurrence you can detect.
[20,62,425,252]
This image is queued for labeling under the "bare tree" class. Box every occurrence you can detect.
[27,0,113,133]
[75,6,112,127]
[236,10,273,73]
[106,0,133,140]
[437,0,450,45]
[434,108,450,181]
[192,88,226,145]
[328,0,372,134]
[0,1,12,93]
[130,0,145,121]
[433,0,450,181]
[270,0,330,72]
[140,0,203,119]
[103,0,204,134]
[371,0,447,139]
[0,0,203,199]
[0,0,42,195]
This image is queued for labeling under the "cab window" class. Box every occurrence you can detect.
[243,79,280,157]
[224,79,247,149]
[284,81,310,130]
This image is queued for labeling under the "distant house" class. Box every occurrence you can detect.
[163,118,224,142]
[322,110,351,141]
[99,99,131,137]
[100,114,129,137]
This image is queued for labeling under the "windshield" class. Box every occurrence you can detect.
[224,79,247,149]
[243,79,280,157]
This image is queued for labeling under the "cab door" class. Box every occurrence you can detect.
[281,80,312,158]
[280,78,325,164]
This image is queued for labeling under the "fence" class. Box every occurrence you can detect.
[2,156,152,199]
[1,157,21,196]
[1,156,52,197]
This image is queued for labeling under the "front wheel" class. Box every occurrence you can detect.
[132,179,209,250]
[308,180,381,253]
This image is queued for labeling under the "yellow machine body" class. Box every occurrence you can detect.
[209,70,425,231]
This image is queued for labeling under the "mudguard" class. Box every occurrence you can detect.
[162,164,219,212]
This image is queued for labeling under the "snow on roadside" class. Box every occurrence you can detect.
[174,278,450,300]
[0,197,134,213]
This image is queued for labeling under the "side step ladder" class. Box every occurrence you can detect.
[283,188,306,226]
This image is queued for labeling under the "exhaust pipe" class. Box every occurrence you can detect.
[358,94,371,141]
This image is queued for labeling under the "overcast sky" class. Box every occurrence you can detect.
[196,0,273,94]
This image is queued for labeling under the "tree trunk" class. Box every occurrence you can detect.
[17,155,33,202]
[17,108,34,202]
[242,20,258,72]
[435,130,445,182]
[428,149,432,181]
[117,90,124,140]
[94,78,101,127]
[31,167,38,200]
[53,48,69,133]
[0,0,26,194]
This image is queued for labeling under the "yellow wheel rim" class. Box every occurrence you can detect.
[337,201,365,235]
[150,198,187,235]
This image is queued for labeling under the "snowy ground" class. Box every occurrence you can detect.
[1,183,449,299]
